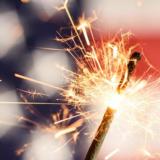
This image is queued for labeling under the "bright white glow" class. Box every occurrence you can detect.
[89,79,160,159]
[106,92,124,109]
[0,87,22,137]
[27,49,72,96]
[23,129,72,160]
[0,10,24,58]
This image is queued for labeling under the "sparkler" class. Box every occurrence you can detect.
[56,1,160,159]
[85,52,141,160]
[12,0,160,159]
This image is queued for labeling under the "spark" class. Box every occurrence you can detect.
[54,111,90,125]
[17,88,48,98]
[77,19,90,46]
[142,148,154,158]
[105,148,120,160]
[0,101,62,105]
[15,73,64,91]
[54,127,76,139]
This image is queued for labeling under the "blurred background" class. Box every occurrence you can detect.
[0,0,160,160]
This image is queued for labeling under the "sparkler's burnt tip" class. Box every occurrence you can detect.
[117,51,141,93]
[130,51,141,61]
[128,51,141,75]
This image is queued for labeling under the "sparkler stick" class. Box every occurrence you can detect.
[85,107,115,160]
[85,52,141,160]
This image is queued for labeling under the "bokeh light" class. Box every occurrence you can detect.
[23,129,73,160]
